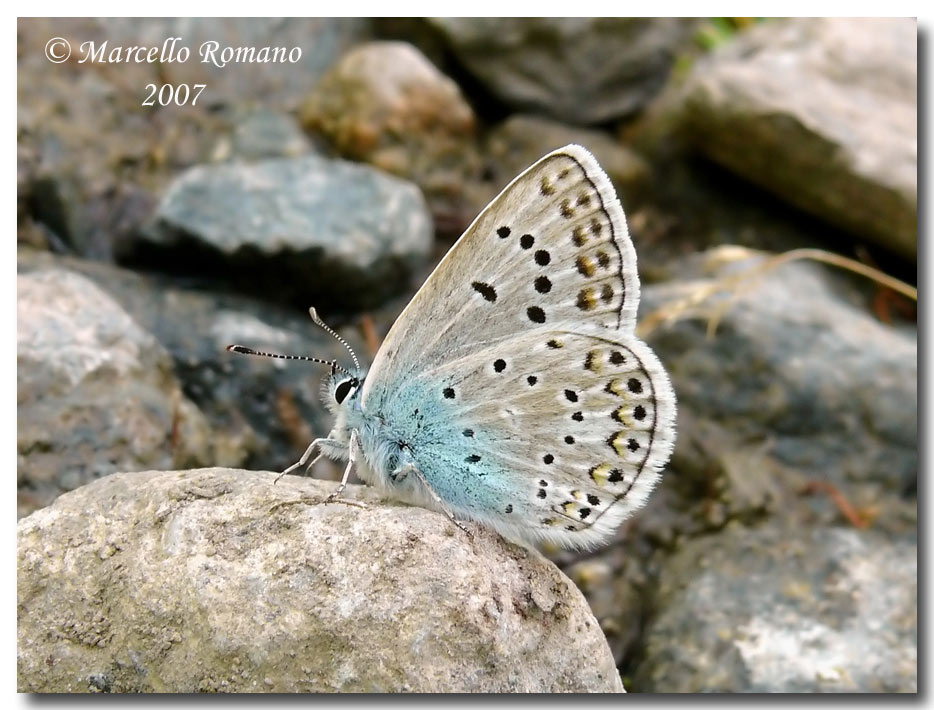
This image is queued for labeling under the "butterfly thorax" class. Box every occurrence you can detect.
[323,372,412,493]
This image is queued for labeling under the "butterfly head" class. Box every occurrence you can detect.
[227,307,368,413]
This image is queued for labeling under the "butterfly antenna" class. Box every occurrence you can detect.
[308,307,361,372]
[226,345,353,377]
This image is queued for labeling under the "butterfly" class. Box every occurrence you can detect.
[229,145,676,550]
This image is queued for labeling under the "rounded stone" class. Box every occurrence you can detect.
[300,41,481,237]
[17,270,214,518]
[17,469,624,693]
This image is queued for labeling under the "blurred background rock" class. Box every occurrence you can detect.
[17,17,916,692]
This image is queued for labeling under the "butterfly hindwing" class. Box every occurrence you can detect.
[395,330,675,548]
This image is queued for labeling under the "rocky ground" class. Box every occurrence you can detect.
[17,18,916,692]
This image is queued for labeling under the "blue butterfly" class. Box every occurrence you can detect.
[230,145,676,549]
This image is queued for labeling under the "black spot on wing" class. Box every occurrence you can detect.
[471,281,497,302]
[527,306,546,323]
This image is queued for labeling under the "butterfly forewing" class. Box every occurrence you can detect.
[363,145,639,409]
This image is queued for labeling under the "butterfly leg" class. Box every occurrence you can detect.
[399,462,473,539]
[323,428,359,503]
[276,436,345,484]
[389,461,414,484]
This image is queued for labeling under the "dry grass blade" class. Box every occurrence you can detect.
[638,247,917,339]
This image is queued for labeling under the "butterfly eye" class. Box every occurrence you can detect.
[334,378,358,405]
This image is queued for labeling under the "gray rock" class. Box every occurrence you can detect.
[429,18,697,124]
[17,270,214,518]
[123,156,433,312]
[300,41,481,237]
[679,18,917,259]
[17,139,38,226]
[17,469,625,693]
[18,248,365,486]
[630,522,917,692]
[642,250,917,497]
[210,109,313,162]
